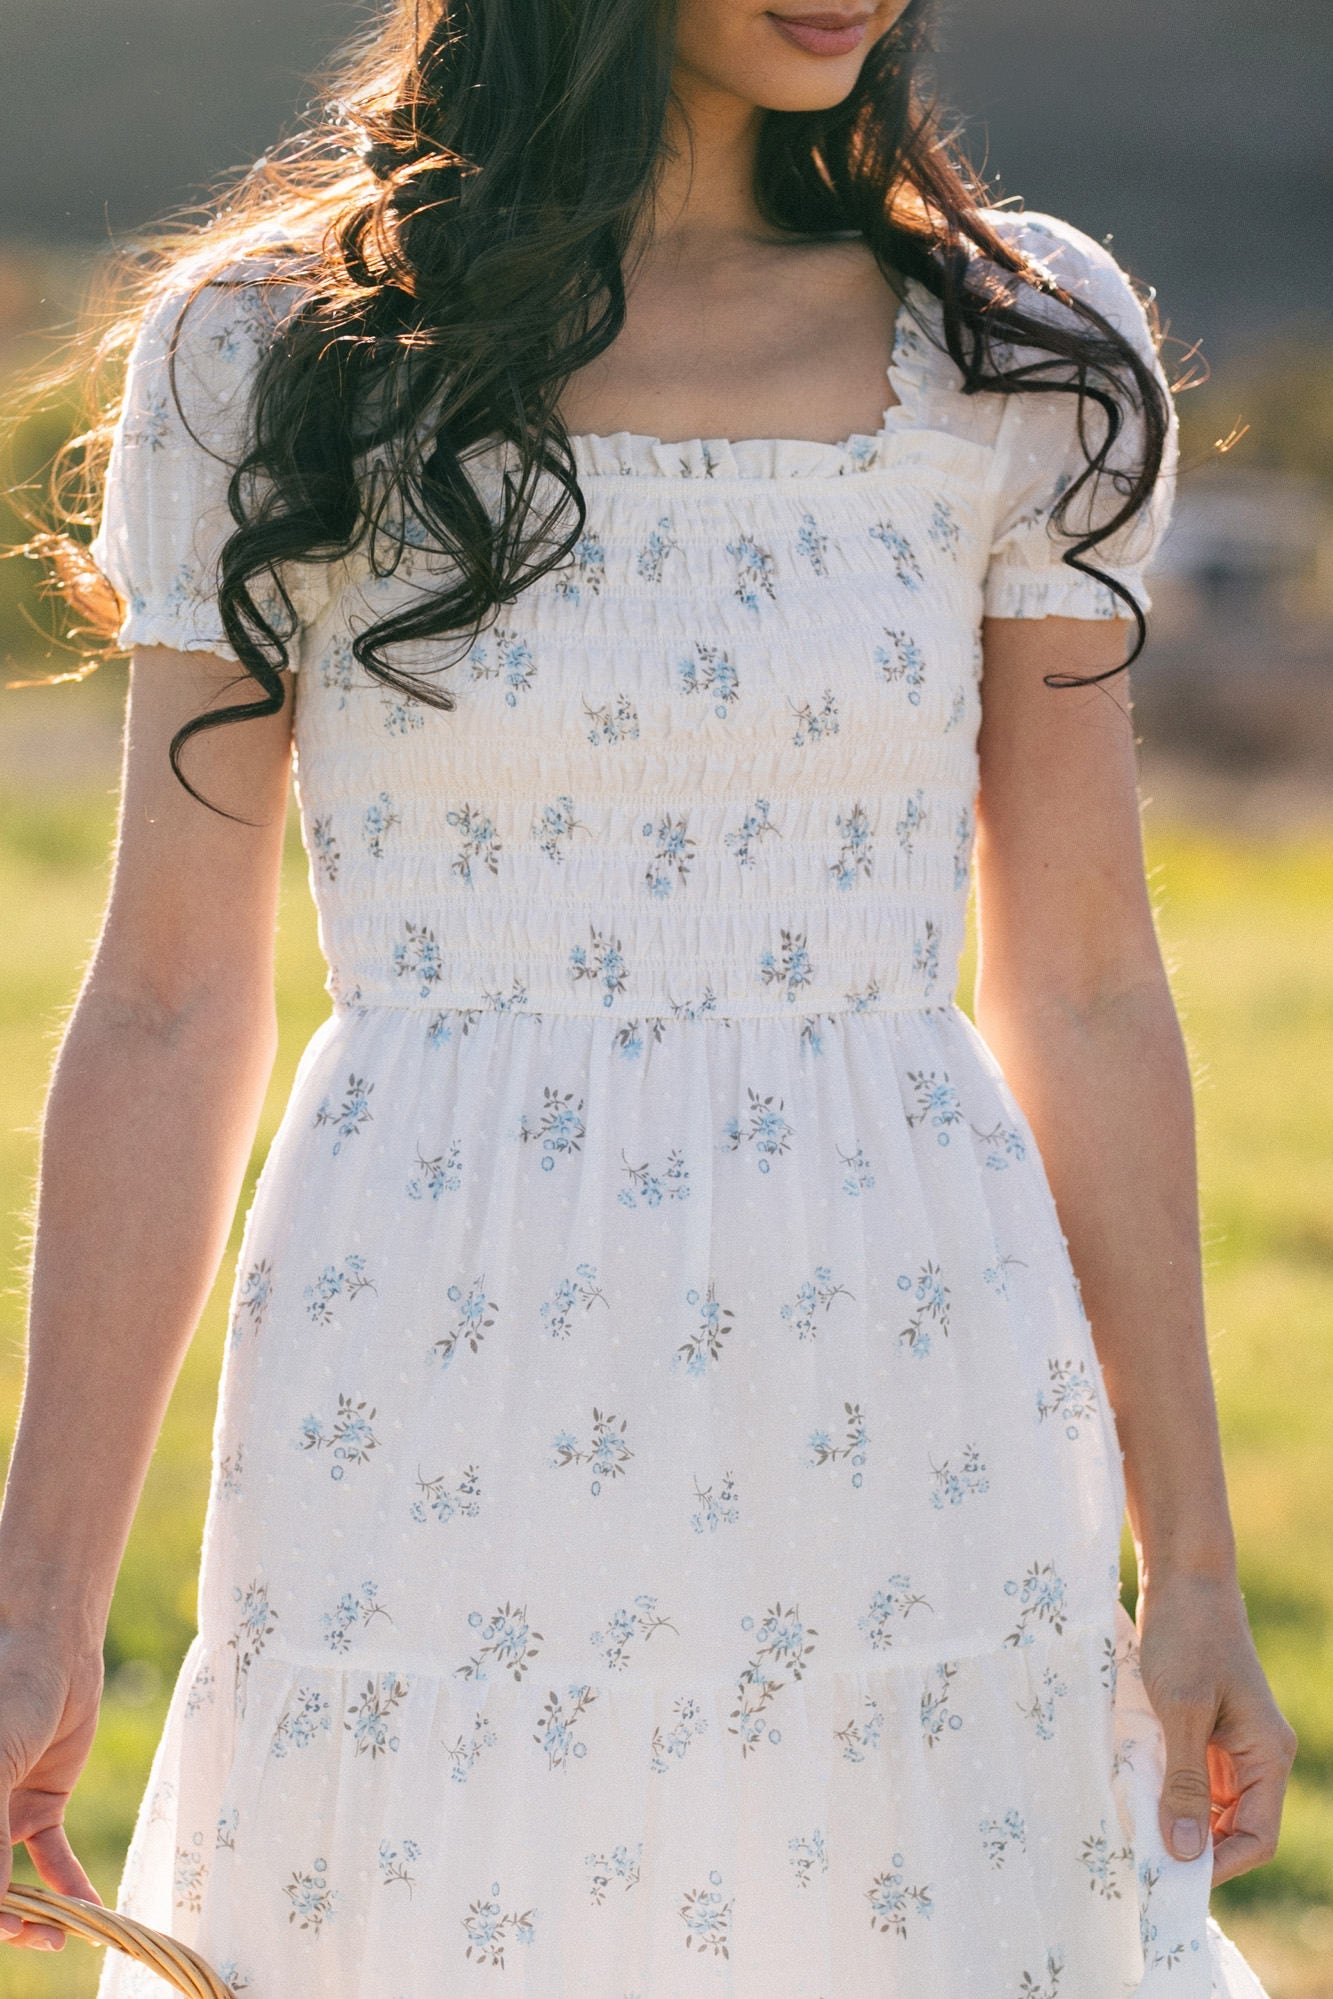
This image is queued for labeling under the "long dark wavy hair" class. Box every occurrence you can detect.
[22,0,1172,805]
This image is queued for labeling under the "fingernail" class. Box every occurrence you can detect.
[1172,1817,1206,1859]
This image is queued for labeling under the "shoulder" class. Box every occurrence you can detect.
[972,206,1160,355]
[116,236,319,468]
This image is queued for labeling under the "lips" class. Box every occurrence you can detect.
[766,9,872,56]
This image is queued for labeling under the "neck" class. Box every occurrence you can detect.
[635,70,772,264]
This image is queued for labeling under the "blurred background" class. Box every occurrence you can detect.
[0,2,1329,1993]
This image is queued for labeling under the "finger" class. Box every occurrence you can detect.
[26,1822,102,1905]
[1211,1764,1287,1886]
[1155,1693,1218,1861]
[0,1788,16,1940]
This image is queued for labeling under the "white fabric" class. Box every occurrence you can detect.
[93,210,1264,1998]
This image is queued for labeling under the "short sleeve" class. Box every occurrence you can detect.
[89,258,327,664]
[980,210,1179,621]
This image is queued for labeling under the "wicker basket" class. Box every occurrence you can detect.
[0,1883,233,1995]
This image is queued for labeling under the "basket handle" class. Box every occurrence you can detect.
[1,1882,235,1995]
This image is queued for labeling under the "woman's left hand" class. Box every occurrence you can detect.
[1136,1570,1298,1884]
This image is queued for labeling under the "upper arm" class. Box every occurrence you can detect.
[974,616,1164,1010]
[89,646,293,1026]
[972,211,1180,1009]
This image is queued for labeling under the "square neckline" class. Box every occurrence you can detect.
[562,274,925,463]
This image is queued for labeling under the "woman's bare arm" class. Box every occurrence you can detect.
[974,612,1296,1884]
[0,646,291,1946]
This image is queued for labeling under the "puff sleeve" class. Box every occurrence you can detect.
[89,260,328,665]
[981,210,1179,621]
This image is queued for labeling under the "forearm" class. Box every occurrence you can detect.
[974,968,1237,1585]
[0,991,276,1641]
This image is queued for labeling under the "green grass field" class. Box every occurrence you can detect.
[0,674,1330,1995]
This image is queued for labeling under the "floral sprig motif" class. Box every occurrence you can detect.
[586,1841,642,1903]
[1036,1357,1100,1440]
[591,1593,678,1673]
[830,802,875,888]
[378,1838,421,1892]
[322,1580,391,1655]
[650,1694,708,1773]
[920,1661,964,1747]
[563,927,627,1007]
[929,1444,988,1508]
[299,1393,379,1479]
[677,641,741,718]
[722,1085,795,1170]
[680,1872,732,1957]
[874,627,925,704]
[430,1276,497,1369]
[642,812,696,897]
[549,1409,633,1495]
[407,1138,462,1202]
[345,1674,411,1759]
[790,688,840,744]
[834,1696,886,1763]
[781,1265,853,1341]
[724,796,780,868]
[303,1253,376,1326]
[468,626,537,705]
[980,1809,1027,1870]
[447,803,502,885]
[807,1402,869,1486]
[461,1885,537,1967]
[392,922,443,999]
[410,1462,482,1525]
[675,1280,735,1376]
[1078,1819,1134,1900]
[1018,1949,1066,1999]
[903,1068,964,1144]
[284,1859,338,1935]
[312,1074,374,1155]
[539,1263,609,1337]
[690,1471,739,1534]
[757,928,814,1003]
[583,691,640,744]
[866,1854,933,1937]
[518,1085,586,1169]
[897,1261,951,1357]
[455,1602,544,1685]
[729,1602,818,1755]
[1003,1560,1069,1647]
[858,1574,931,1650]
[726,534,777,612]
[227,1575,277,1719]
[869,519,924,588]
[533,1683,598,1769]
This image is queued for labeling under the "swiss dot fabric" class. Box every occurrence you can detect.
[92,210,1266,1999]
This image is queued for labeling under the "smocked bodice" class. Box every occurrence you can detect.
[89,208,1175,1029]
[293,391,994,1021]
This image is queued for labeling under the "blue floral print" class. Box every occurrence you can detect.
[874,627,926,704]
[591,1594,678,1672]
[675,1280,735,1376]
[650,1694,708,1773]
[866,1853,933,1936]
[91,215,1243,1999]
[549,1408,633,1494]
[461,1884,537,1967]
[677,640,741,717]
[680,1871,732,1956]
[689,1471,739,1533]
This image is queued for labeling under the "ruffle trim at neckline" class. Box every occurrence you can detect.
[565,276,949,481]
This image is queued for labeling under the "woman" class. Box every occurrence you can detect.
[0,0,1294,1992]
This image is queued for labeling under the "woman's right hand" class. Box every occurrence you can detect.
[0,1620,105,1951]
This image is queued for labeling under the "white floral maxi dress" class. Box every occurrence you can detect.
[89,210,1269,1999]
